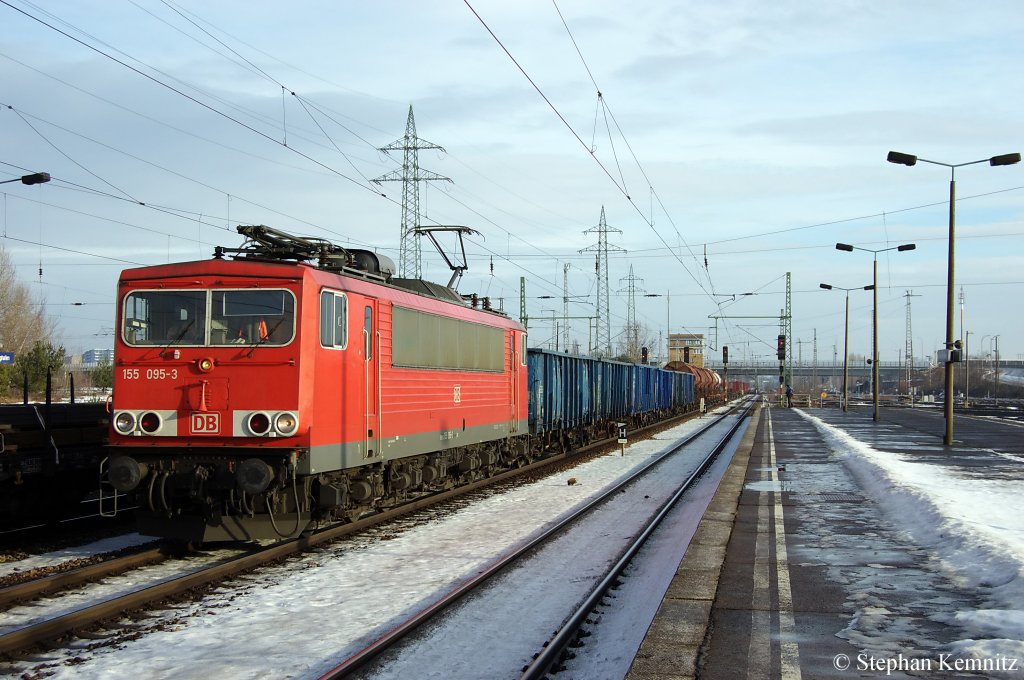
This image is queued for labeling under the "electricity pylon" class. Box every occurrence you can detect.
[580,206,624,356]
[373,106,451,278]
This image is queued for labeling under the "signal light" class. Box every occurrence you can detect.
[247,412,271,435]
[641,346,648,364]
[114,411,136,434]
[683,346,690,363]
[722,345,729,364]
[777,335,786,360]
[139,411,162,434]
[274,412,299,436]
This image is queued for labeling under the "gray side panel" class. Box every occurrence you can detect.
[301,418,528,474]
[299,440,367,475]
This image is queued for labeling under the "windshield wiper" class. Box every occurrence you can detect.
[159,319,194,357]
[246,319,285,358]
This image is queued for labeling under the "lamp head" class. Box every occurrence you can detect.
[864,285,875,291]
[819,283,833,290]
[990,153,1021,167]
[897,243,916,252]
[1,172,51,186]
[887,151,917,166]
[836,243,854,252]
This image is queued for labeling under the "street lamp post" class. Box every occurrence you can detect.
[820,283,874,413]
[964,330,971,407]
[0,172,51,186]
[887,150,1021,444]
[993,335,1001,401]
[835,242,916,421]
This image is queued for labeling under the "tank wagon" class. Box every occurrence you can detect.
[105,226,703,542]
[663,360,725,405]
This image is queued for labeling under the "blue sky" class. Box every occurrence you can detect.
[1,0,1022,365]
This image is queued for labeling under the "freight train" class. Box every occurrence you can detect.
[104,226,720,542]
[1,402,109,532]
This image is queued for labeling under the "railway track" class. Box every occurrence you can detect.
[0,404,715,660]
[316,398,754,679]
[0,545,166,606]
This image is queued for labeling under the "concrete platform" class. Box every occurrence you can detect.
[626,403,1024,680]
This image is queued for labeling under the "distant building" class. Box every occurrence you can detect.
[668,333,704,367]
[82,348,114,365]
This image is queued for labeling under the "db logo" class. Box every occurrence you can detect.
[190,412,220,435]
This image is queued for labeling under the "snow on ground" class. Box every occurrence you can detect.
[557,435,739,679]
[797,410,1024,666]
[358,412,746,680]
[0,533,156,578]
[1,408,733,680]
[0,544,249,638]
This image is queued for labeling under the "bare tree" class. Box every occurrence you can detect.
[0,246,59,397]
[615,322,660,364]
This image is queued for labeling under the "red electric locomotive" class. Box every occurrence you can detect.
[106,226,528,541]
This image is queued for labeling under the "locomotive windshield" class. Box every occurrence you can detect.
[122,288,295,347]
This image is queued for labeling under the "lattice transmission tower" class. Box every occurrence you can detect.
[619,265,645,361]
[373,106,451,278]
[579,206,624,356]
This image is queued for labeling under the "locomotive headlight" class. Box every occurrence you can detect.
[197,357,215,373]
[247,412,271,436]
[114,411,136,434]
[274,412,299,436]
[139,411,163,434]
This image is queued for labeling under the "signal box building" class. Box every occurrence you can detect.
[668,333,704,367]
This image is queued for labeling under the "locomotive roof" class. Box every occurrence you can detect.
[119,224,518,327]
[118,256,524,330]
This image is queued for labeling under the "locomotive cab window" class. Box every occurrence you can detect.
[121,288,295,347]
[122,290,207,346]
[210,289,294,346]
[363,306,373,359]
[320,290,348,349]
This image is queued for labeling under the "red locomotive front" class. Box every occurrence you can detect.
[106,226,528,542]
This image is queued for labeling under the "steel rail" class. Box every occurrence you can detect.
[0,404,717,657]
[520,399,755,679]
[0,547,165,609]
[317,399,750,679]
